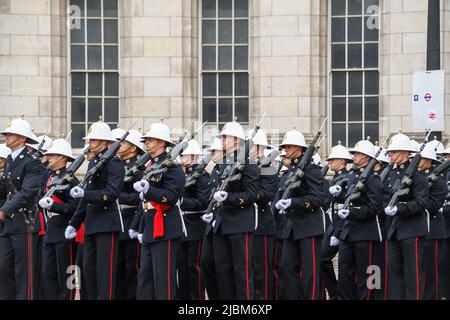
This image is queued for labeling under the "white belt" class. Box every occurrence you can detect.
[120,205,139,210]
[182,210,205,215]
[47,211,60,218]
[142,201,155,211]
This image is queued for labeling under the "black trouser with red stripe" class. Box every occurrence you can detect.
[42,240,77,300]
[423,239,445,300]
[372,240,388,300]
[177,240,205,300]
[0,233,39,300]
[442,238,450,300]
[273,239,284,300]
[253,235,275,300]
[75,244,88,300]
[200,233,219,300]
[320,235,339,299]
[280,235,322,300]
[338,240,376,300]
[386,237,425,300]
[115,239,140,300]
[213,229,254,300]
[83,232,119,300]
[137,239,180,300]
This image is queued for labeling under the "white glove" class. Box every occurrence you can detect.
[139,192,145,201]
[64,226,77,240]
[133,180,149,194]
[137,233,143,244]
[329,185,342,197]
[338,209,350,219]
[70,186,84,198]
[201,212,213,224]
[439,207,443,214]
[39,197,54,209]
[330,236,340,247]
[213,191,228,202]
[275,199,292,210]
[212,220,216,228]
[128,229,138,239]
[384,206,398,216]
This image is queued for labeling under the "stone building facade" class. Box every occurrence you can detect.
[0,0,449,153]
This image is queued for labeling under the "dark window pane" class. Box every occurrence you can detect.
[104,20,118,43]
[72,73,86,96]
[348,123,363,146]
[235,73,248,96]
[234,46,248,70]
[71,45,85,69]
[87,0,101,17]
[70,19,85,43]
[103,0,118,17]
[104,98,119,122]
[202,47,216,70]
[104,46,118,69]
[348,97,363,121]
[218,0,232,18]
[331,18,345,42]
[202,20,216,44]
[348,44,362,68]
[364,43,378,68]
[71,124,86,148]
[364,17,379,41]
[332,0,346,16]
[87,19,101,43]
[235,20,248,44]
[365,97,379,121]
[235,98,249,122]
[331,44,345,69]
[202,0,216,18]
[348,17,362,41]
[88,73,102,96]
[71,98,86,122]
[364,0,379,12]
[349,71,363,94]
[219,20,232,44]
[88,98,102,122]
[218,99,232,122]
[105,73,119,96]
[70,0,85,16]
[332,97,346,121]
[332,124,346,146]
[235,0,248,17]
[364,123,379,142]
[365,71,379,94]
[202,99,217,122]
[203,74,216,96]
[218,46,232,70]
[87,46,102,69]
[219,73,232,96]
[332,72,346,95]
[348,0,363,15]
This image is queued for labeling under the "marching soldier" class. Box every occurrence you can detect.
[65,120,125,300]
[38,139,80,300]
[383,133,428,300]
[275,129,325,300]
[200,137,223,301]
[177,140,211,300]
[321,143,353,300]
[419,141,447,300]
[0,144,11,227]
[250,131,278,300]
[212,121,260,300]
[336,140,382,300]
[111,128,146,300]
[0,118,43,300]
[134,121,185,300]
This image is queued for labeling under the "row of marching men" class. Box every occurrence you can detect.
[1,115,450,300]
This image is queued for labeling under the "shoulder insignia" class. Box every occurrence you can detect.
[162,196,168,203]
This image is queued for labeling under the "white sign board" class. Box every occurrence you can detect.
[412,70,445,131]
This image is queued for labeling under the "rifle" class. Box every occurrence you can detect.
[387,130,433,208]
[31,130,49,159]
[141,122,207,183]
[278,117,327,214]
[123,152,152,183]
[341,135,390,210]
[184,154,212,188]
[258,149,280,168]
[203,114,266,216]
[428,158,450,187]
[321,164,329,177]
